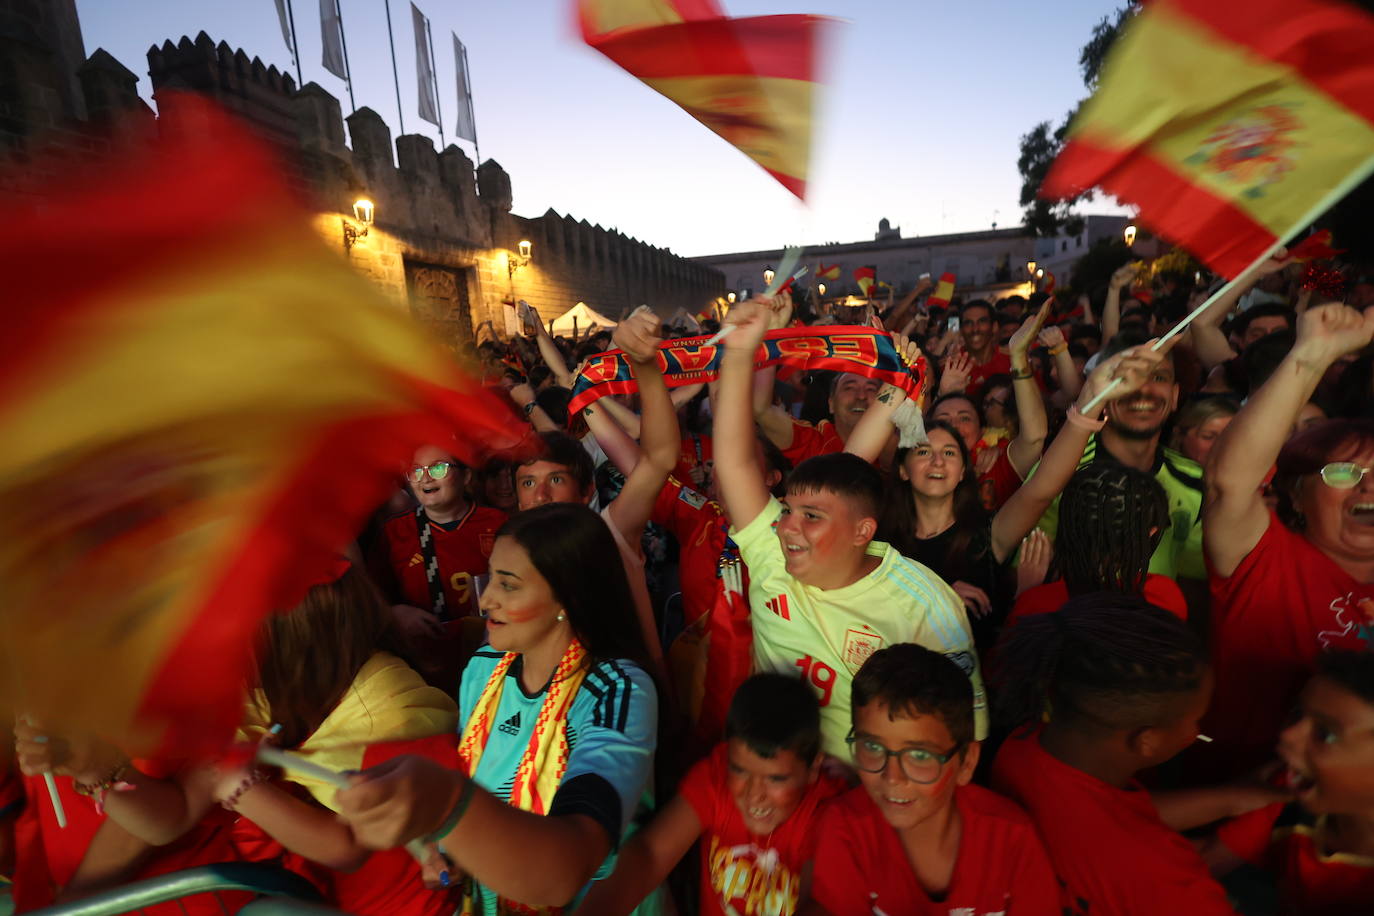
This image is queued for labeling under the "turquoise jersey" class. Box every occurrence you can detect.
[458,650,658,915]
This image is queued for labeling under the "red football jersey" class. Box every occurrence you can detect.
[782,417,845,467]
[381,505,507,617]
[965,351,1013,401]
[1009,575,1188,625]
[992,728,1236,916]
[811,783,1059,916]
[679,743,844,916]
[1217,801,1374,915]
[1198,513,1374,782]
[672,433,715,492]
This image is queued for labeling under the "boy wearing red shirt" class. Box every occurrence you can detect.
[578,673,842,916]
[1203,650,1374,914]
[810,643,1058,916]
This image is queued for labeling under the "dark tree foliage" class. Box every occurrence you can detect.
[1017,3,1138,236]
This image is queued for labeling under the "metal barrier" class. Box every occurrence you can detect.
[29,863,331,916]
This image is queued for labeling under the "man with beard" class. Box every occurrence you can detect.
[1033,340,1206,581]
[956,300,1013,400]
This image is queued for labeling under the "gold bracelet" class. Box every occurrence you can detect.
[1048,344,1068,357]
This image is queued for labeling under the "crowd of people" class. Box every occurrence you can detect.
[3,250,1374,915]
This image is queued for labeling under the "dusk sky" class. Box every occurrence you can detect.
[76,0,1128,257]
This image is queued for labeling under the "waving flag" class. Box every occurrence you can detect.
[927,271,956,310]
[1288,229,1346,262]
[579,0,831,199]
[0,96,530,755]
[816,263,840,280]
[1041,0,1374,277]
[854,265,876,298]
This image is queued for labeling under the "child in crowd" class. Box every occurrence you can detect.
[713,297,985,760]
[1201,650,1374,914]
[991,594,1280,915]
[579,673,842,915]
[809,643,1058,915]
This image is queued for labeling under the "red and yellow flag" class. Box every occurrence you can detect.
[1288,229,1347,262]
[579,0,831,199]
[927,272,957,310]
[1041,0,1374,277]
[816,263,841,280]
[854,265,876,298]
[0,97,530,754]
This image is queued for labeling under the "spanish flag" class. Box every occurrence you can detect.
[0,97,530,754]
[579,0,831,199]
[854,265,876,298]
[816,263,841,281]
[1288,228,1347,262]
[1041,0,1374,277]
[927,272,957,309]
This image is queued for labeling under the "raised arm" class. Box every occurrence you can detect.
[1189,251,1291,370]
[1102,263,1133,342]
[605,309,680,543]
[714,299,773,528]
[1205,303,1374,577]
[844,333,924,463]
[527,306,574,388]
[1005,301,1052,477]
[989,341,1176,563]
[752,292,799,449]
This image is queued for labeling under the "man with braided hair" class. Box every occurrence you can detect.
[1009,463,1188,623]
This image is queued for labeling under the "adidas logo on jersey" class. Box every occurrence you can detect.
[498,712,522,735]
[408,552,423,567]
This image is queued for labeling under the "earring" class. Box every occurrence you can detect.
[556,613,566,622]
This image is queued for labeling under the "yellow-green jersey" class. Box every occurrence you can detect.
[733,498,987,759]
[1034,436,1206,580]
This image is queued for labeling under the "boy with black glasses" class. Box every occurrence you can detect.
[808,643,1057,915]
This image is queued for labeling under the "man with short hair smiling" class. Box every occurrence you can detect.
[1035,342,1206,580]
[956,299,1013,399]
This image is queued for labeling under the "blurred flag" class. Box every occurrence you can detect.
[320,0,347,80]
[579,0,831,200]
[1042,271,1057,295]
[452,34,478,144]
[412,3,440,127]
[1041,0,1374,277]
[854,265,876,298]
[927,271,956,309]
[0,96,530,754]
[1288,228,1346,262]
[816,263,840,280]
[273,0,295,57]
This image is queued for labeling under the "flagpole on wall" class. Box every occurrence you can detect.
[284,0,304,86]
[425,15,445,147]
[334,0,356,112]
[382,0,406,135]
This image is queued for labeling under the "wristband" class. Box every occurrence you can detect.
[425,777,477,845]
[522,401,537,416]
[1010,368,1033,381]
[1066,404,1107,431]
[1048,344,1068,356]
[220,769,268,811]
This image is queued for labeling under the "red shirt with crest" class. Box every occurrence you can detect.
[380,505,506,617]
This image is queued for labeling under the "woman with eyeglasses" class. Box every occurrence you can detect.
[374,444,507,687]
[808,643,1058,915]
[1199,302,1374,784]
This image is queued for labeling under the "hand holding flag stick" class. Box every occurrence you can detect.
[706,246,804,346]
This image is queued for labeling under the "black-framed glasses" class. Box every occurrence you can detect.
[1320,462,1371,490]
[409,461,456,483]
[846,729,962,784]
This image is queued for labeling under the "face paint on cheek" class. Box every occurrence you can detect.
[500,607,546,624]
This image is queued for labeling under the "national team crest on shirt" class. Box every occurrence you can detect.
[1184,103,1302,199]
[479,532,496,555]
[678,487,708,510]
[842,628,883,674]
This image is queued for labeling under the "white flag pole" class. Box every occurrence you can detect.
[1080,153,1374,414]
[384,0,405,134]
[283,0,303,86]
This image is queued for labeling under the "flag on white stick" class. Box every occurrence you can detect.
[320,0,347,80]
[412,3,440,126]
[452,34,477,143]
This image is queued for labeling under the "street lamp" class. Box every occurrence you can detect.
[1036,268,1045,278]
[763,266,776,286]
[1026,260,1037,278]
[727,291,737,304]
[342,197,375,251]
[1124,225,1137,247]
[817,283,826,297]
[509,240,533,278]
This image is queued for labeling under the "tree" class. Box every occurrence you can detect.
[1017,3,1138,236]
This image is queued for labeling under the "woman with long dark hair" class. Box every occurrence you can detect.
[336,502,659,915]
[851,338,1178,649]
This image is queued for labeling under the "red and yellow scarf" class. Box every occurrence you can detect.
[456,639,590,914]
